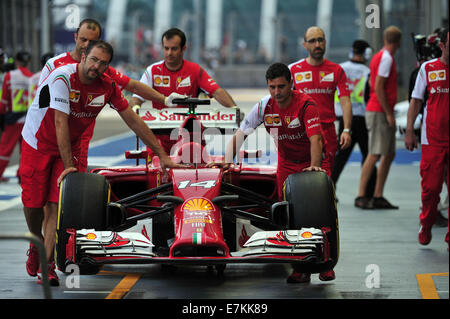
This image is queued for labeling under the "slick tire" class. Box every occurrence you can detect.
[55,172,110,273]
[283,171,339,274]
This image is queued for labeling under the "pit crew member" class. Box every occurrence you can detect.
[39,18,183,172]
[21,40,183,286]
[209,62,336,284]
[0,51,33,182]
[130,27,237,154]
[289,26,352,174]
[405,28,449,247]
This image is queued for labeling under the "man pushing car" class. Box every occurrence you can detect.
[208,62,336,283]
[20,40,184,286]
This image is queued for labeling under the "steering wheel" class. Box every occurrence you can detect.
[171,98,211,114]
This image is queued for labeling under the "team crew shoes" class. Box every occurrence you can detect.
[26,243,40,277]
[287,271,311,283]
[418,225,432,245]
[287,270,336,283]
[37,262,59,286]
[318,269,336,281]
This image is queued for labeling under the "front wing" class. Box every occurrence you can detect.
[66,227,331,266]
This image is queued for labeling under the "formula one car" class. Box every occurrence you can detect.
[55,98,339,276]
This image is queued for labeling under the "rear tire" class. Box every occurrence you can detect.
[283,171,339,273]
[55,172,110,272]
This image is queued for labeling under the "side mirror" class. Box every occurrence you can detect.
[270,201,289,228]
[125,150,148,159]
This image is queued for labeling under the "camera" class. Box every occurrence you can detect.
[411,31,442,64]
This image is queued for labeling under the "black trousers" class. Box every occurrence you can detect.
[331,116,377,197]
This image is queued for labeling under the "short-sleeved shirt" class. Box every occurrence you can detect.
[288,58,350,123]
[240,90,323,163]
[334,61,370,117]
[366,48,398,112]
[39,52,130,90]
[132,59,220,109]
[22,63,129,154]
[0,66,34,123]
[411,58,449,147]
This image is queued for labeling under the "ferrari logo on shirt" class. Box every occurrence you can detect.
[428,70,446,82]
[88,94,105,107]
[287,117,301,128]
[320,71,334,82]
[177,76,191,88]
[294,71,312,83]
[154,75,170,87]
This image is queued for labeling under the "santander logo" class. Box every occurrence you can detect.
[142,111,157,121]
[141,110,235,122]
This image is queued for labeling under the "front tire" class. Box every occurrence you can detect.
[283,171,339,273]
[55,172,110,273]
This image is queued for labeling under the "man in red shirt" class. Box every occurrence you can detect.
[21,40,183,286]
[355,26,402,209]
[39,19,183,172]
[130,28,237,154]
[289,26,352,174]
[210,63,335,283]
[405,28,449,247]
[0,51,33,182]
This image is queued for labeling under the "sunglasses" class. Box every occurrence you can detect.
[306,37,325,44]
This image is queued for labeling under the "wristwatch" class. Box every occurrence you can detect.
[343,128,351,134]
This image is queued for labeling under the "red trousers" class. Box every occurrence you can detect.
[419,144,449,238]
[277,157,332,200]
[275,122,335,199]
[0,122,24,177]
[321,122,338,168]
[79,121,96,173]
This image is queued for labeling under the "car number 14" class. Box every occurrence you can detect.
[178,180,216,189]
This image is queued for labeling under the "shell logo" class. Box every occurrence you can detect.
[183,198,213,212]
[265,116,273,124]
[155,77,162,85]
[301,231,313,239]
[296,74,303,82]
[69,90,80,102]
[86,233,97,240]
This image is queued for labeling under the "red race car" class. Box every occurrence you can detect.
[55,98,339,276]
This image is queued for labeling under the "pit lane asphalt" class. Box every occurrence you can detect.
[0,90,447,302]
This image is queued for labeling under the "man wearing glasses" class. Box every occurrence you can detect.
[289,26,352,178]
[20,40,183,286]
[287,26,352,283]
[39,19,183,172]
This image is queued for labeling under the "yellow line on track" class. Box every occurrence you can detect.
[416,272,448,299]
[105,273,142,299]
